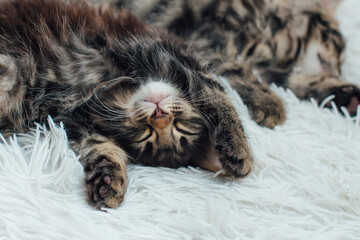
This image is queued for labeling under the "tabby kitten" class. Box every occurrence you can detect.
[105,0,360,119]
[0,0,259,208]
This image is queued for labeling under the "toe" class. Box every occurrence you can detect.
[347,96,360,116]
[99,186,107,198]
[103,176,111,185]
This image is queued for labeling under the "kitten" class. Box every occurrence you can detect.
[105,0,360,118]
[0,0,257,208]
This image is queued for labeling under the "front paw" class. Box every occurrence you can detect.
[327,85,360,116]
[84,157,127,209]
[217,144,253,178]
[249,94,286,129]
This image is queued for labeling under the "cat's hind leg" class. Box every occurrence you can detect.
[0,54,34,132]
[284,72,360,116]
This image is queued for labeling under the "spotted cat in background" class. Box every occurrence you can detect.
[95,0,360,119]
[0,0,262,209]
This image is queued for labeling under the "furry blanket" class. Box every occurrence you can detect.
[1,0,360,239]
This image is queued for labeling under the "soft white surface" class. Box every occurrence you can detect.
[1,1,360,239]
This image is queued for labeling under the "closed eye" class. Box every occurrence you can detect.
[174,126,198,136]
[135,129,153,143]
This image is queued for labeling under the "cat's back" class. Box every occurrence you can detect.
[0,0,148,55]
[0,0,152,133]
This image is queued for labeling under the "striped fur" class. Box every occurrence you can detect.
[103,0,360,117]
[0,0,254,208]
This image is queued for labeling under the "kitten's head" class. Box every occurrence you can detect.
[74,6,223,168]
[91,28,218,168]
[297,11,345,76]
[128,80,211,167]
[97,79,212,168]
[266,0,345,76]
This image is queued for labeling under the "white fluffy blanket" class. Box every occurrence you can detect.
[1,1,360,239]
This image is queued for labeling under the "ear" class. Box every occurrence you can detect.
[321,0,343,14]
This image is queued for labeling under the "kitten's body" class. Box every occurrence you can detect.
[2,0,355,209]
[103,0,360,118]
[0,0,254,208]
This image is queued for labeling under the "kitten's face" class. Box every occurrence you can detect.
[299,38,344,76]
[105,80,210,167]
[296,12,345,76]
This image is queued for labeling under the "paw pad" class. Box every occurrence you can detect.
[85,157,125,209]
[330,85,360,116]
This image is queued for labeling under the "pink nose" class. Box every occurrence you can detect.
[147,95,169,104]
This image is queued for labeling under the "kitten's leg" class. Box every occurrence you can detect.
[68,129,128,209]
[0,54,34,132]
[265,71,360,116]
[217,62,286,128]
[200,85,253,178]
